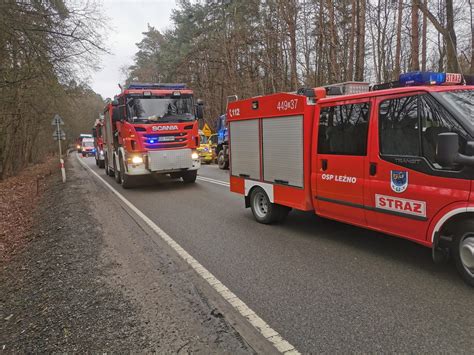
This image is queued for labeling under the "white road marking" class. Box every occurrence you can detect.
[197,175,230,187]
[76,156,299,354]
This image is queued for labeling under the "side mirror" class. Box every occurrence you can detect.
[196,99,204,120]
[92,128,97,138]
[436,132,474,168]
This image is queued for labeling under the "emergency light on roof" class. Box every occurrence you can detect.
[324,81,370,95]
[399,71,463,86]
[127,83,187,90]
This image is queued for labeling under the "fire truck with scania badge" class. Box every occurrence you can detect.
[227,71,474,286]
[102,83,204,188]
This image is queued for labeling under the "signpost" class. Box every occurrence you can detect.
[51,114,66,183]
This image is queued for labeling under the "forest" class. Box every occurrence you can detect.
[1,0,473,179]
[0,1,105,179]
[126,0,473,127]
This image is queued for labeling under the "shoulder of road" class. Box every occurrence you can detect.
[0,156,273,353]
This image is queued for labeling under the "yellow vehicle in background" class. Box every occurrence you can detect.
[197,131,216,164]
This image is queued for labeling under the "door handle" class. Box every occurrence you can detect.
[321,159,328,171]
[369,162,377,176]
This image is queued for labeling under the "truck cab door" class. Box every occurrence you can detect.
[365,93,471,244]
[314,100,371,227]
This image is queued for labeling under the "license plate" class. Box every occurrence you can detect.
[158,136,174,142]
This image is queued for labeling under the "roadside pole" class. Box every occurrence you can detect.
[52,114,66,183]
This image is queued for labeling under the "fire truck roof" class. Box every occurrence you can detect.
[126,83,187,90]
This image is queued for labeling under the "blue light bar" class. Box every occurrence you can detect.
[127,83,187,90]
[399,71,446,86]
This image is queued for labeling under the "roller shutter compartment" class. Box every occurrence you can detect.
[262,115,303,188]
[230,120,260,180]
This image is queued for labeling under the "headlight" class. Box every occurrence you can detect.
[191,152,199,160]
[131,156,144,164]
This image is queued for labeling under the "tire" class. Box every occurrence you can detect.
[217,150,229,170]
[451,219,474,287]
[182,170,197,183]
[249,187,290,224]
[105,156,114,177]
[98,159,105,169]
[114,157,121,184]
[119,157,134,189]
[95,157,99,166]
[104,156,110,176]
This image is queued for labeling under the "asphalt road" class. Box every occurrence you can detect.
[81,157,473,353]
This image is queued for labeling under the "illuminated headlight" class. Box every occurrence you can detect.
[191,152,199,160]
[131,156,144,164]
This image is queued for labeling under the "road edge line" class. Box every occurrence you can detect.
[76,156,300,355]
[197,176,230,186]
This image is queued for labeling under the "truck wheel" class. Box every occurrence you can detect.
[114,158,121,184]
[120,157,134,189]
[105,156,114,177]
[249,187,290,224]
[218,150,229,170]
[452,220,474,287]
[105,156,110,176]
[98,159,105,169]
[182,170,197,183]
[95,157,99,166]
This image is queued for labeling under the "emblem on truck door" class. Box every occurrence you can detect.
[152,125,178,131]
[390,170,408,193]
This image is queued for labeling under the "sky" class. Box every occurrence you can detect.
[90,0,176,99]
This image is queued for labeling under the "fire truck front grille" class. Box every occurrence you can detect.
[148,148,193,172]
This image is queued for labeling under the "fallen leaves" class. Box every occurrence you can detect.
[0,158,57,264]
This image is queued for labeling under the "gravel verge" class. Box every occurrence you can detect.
[0,156,253,353]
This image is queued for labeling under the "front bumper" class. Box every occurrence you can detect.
[125,149,201,176]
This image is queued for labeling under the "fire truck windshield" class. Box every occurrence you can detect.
[126,96,195,123]
[436,90,474,131]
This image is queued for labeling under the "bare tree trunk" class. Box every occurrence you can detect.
[289,8,298,89]
[411,0,420,71]
[421,0,427,71]
[394,0,403,79]
[355,0,366,81]
[347,0,356,81]
[470,0,474,73]
[416,0,459,72]
[327,0,338,82]
[445,0,458,72]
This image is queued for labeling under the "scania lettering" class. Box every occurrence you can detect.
[102,83,204,188]
[228,72,474,286]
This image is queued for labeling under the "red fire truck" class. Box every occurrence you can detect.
[227,72,474,286]
[92,116,105,168]
[102,83,203,188]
